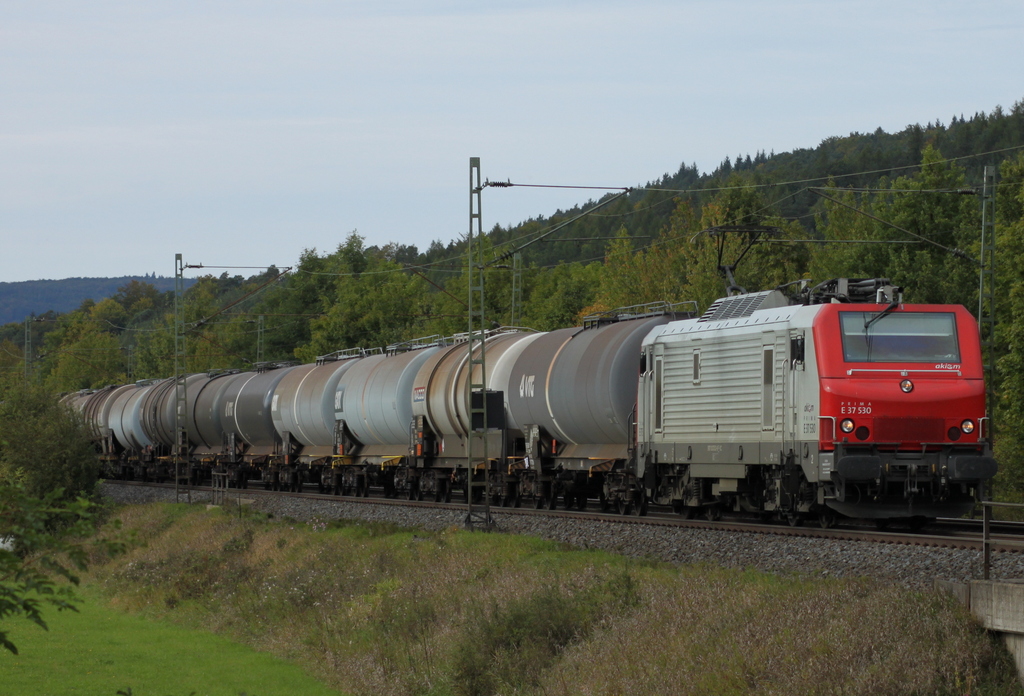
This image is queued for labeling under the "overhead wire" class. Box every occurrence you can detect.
[288,143,1024,283]
[20,141,1018,355]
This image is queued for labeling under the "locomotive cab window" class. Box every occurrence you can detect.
[840,312,959,363]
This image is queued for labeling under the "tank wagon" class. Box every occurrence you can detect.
[67,279,997,525]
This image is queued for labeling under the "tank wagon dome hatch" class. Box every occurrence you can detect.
[317,346,383,365]
[583,300,697,329]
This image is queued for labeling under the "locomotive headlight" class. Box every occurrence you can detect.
[840,418,855,433]
[900,379,914,393]
[961,419,975,434]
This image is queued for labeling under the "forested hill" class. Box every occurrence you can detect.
[0,276,192,325]
[474,102,1024,272]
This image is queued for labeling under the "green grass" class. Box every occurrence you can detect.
[0,590,343,696]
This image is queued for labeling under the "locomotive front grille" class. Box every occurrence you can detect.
[874,418,945,443]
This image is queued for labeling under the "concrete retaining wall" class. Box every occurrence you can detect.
[937,579,1024,680]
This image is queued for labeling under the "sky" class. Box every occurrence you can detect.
[1,0,1022,283]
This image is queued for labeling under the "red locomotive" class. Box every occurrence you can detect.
[637,278,996,526]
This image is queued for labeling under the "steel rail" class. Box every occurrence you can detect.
[105,480,1022,554]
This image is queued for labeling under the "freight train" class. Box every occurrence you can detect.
[64,278,997,527]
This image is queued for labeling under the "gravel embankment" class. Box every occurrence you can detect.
[100,481,1024,589]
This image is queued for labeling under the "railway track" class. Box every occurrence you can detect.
[106,480,1024,554]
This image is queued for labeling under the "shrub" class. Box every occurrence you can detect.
[0,378,99,500]
[452,571,641,695]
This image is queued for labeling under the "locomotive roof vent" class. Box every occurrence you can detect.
[698,290,789,323]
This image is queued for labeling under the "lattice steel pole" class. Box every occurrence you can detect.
[978,166,996,423]
[466,157,494,530]
[510,251,522,327]
[23,316,31,381]
[174,253,191,503]
[257,314,265,364]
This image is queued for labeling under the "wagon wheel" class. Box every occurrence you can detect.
[628,490,646,517]
[818,512,837,529]
[786,513,803,527]
[507,483,520,508]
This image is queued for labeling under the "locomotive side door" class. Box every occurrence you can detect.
[637,344,656,460]
[787,326,820,483]
[762,330,784,460]
[639,343,664,451]
[788,329,805,448]
[762,326,791,466]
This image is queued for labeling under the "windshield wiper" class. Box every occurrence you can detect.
[864,300,899,330]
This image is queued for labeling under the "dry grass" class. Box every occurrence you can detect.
[82,503,1022,696]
